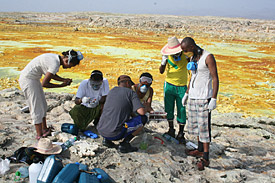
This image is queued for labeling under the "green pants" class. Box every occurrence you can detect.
[69,104,101,130]
[164,82,187,124]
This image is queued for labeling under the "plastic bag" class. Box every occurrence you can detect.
[0,158,10,175]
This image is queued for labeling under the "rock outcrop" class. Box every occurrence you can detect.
[0,88,274,182]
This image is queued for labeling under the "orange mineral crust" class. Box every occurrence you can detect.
[0,22,274,118]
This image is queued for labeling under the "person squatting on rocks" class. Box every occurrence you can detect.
[69,70,109,131]
[159,36,188,144]
[96,75,147,153]
[181,37,219,171]
[19,50,83,140]
[131,72,154,113]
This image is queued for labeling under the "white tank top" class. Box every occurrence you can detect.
[189,50,213,99]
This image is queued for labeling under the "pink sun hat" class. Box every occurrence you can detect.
[161,36,183,55]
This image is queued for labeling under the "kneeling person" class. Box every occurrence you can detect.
[97,75,147,153]
[69,70,109,131]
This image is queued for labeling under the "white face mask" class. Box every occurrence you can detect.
[139,85,148,93]
[90,80,102,91]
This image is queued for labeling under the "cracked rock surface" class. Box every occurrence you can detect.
[0,88,274,182]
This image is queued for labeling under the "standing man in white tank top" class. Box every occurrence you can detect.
[181,37,219,171]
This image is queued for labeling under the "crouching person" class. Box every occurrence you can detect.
[69,70,109,131]
[97,75,147,153]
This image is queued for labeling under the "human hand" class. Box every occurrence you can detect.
[182,93,188,106]
[161,55,168,65]
[64,78,72,85]
[82,97,91,104]
[208,98,217,112]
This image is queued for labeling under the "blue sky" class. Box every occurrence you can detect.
[0,0,274,20]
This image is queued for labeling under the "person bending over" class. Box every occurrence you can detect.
[19,49,83,140]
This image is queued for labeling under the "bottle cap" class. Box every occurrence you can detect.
[97,175,102,179]
[15,171,21,176]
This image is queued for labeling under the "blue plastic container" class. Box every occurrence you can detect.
[78,172,100,183]
[91,168,116,183]
[37,155,63,183]
[52,163,79,183]
[61,123,79,135]
[75,162,88,171]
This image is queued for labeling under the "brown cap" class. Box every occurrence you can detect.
[118,75,134,85]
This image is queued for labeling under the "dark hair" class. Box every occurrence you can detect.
[181,37,196,46]
[140,72,153,81]
[90,70,103,81]
[62,49,80,65]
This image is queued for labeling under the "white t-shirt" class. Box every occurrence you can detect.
[20,53,60,80]
[76,78,109,108]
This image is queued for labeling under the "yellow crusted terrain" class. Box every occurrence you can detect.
[0,21,274,118]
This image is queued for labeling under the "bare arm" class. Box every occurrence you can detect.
[144,87,154,112]
[99,95,107,104]
[42,72,71,88]
[137,107,146,116]
[206,54,219,99]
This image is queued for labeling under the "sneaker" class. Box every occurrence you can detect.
[197,158,210,171]
[102,138,116,148]
[176,133,186,144]
[186,149,203,157]
[118,142,138,153]
[164,128,175,138]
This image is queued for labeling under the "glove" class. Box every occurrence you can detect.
[182,93,188,106]
[82,97,91,104]
[161,55,168,65]
[208,98,217,112]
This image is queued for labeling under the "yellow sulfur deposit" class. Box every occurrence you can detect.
[0,20,274,118]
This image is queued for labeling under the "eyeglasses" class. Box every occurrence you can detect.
[140,76,152,84]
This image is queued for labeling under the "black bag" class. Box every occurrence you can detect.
[7,147,45,165]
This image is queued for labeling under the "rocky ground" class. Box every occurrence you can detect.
[0,88,274,183]
[0,12,274,42]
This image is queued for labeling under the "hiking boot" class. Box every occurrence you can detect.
[197,158,210,171]
[164,128,175,138]
[118,142,138,153]
[102,138,116,148]
[176,133,186,144]
[186,149,204,157]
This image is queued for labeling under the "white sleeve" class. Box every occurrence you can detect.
[76,81,86,99]
[101,78,109,96]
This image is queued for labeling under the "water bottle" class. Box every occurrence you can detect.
[14,166,29,181]
[140,133,148,150]
[61,137,77,151]
[29,158,43,183]
[163,134,179,144]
